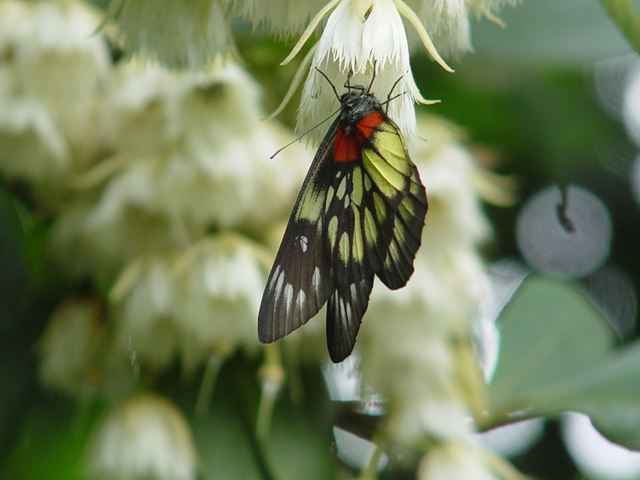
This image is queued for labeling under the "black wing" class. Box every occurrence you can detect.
[258,121,338,344]
[326,276,374,362]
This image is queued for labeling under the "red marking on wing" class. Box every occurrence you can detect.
[333,112,384,163]
[334,127,359,163]
[356,111,384,139]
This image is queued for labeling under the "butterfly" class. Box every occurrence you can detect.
[258,79,427,363]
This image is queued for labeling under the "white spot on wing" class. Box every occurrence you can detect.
[312,266,321,292]
[296,290,306,309]
[274,269,285,305]
[344,194,350,208]
[284,283,294,315]
[298,235,308,252]
[269,265,281,290]
[340,295,348,326]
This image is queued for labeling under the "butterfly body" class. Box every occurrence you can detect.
[259,89,427,362]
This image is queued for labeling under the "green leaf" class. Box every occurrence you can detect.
[184,356,336,480]
[487,275,640,450]
[0,395,99,480]
[534,341,640,450]
[597,0,640,55]
[488,275,614,415]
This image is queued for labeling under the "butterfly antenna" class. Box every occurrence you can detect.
[344,69,354,89]
[315,68,341,102]
[270,110,339,159]
[366,60,378,93]
[387,75,404,102]
[381,76,405,114]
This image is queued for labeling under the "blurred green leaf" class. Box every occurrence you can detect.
[0,395,97,480]
[191,390,265,480]
[488,275,614,413]
[258,396,335,480]
[488,276,640,450]
[597,0,640,55]
[185,356,336,480]
[534,341,640,450]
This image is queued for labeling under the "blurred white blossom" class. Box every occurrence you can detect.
[0,0,110,200]
[171,235,270,369]
[405,0,515,55]
[357,115,491,444]
[106,233,272,373]
[49,57,311,285]
[49,198,188,285]
[103,0,231,69]
[240,0,328,36]
[95,58,310,231]
[84,393,198,480]
[418,441,523,480]
[109,253,180,370]
[38,297,106,398]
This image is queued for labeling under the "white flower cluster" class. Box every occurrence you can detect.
[36,50,310,391]
[0,0,109,204]
[359,116,492,443]
[0,0,524,479]
[0,0,307,467]
[353,117,518,479]
[104,0,516,140]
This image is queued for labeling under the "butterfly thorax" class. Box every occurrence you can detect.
[338,91,383,135]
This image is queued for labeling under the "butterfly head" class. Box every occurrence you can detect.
[338,90,383,134]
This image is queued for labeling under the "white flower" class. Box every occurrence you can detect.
[171,234,270,371]
[109,253,181,370]
[239,0,328,37]
[403,0,470,54]
[108,233,270,373]
[404,0,517,55]
[418,442,505,480]
[0,0,111,201]
[38,297,106,398]
[104,0,231,69]
[98,58,310,231]
[0,97,69,182]
[281,0,450,141]
[356,115,491,443]
[84,393,198,480]
[298,0,424,140]
[48,199,188,285]
[100,60,181,153]
[11,0,110,152]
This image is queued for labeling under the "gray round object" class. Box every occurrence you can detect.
[516,185,612,279]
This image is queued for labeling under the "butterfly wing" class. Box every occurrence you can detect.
[257,122,339,344]
[377,161,428,289]
[326,276,374,363]
[321,109,426,361]
[259,92,427,363]
[360,115,427,290]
